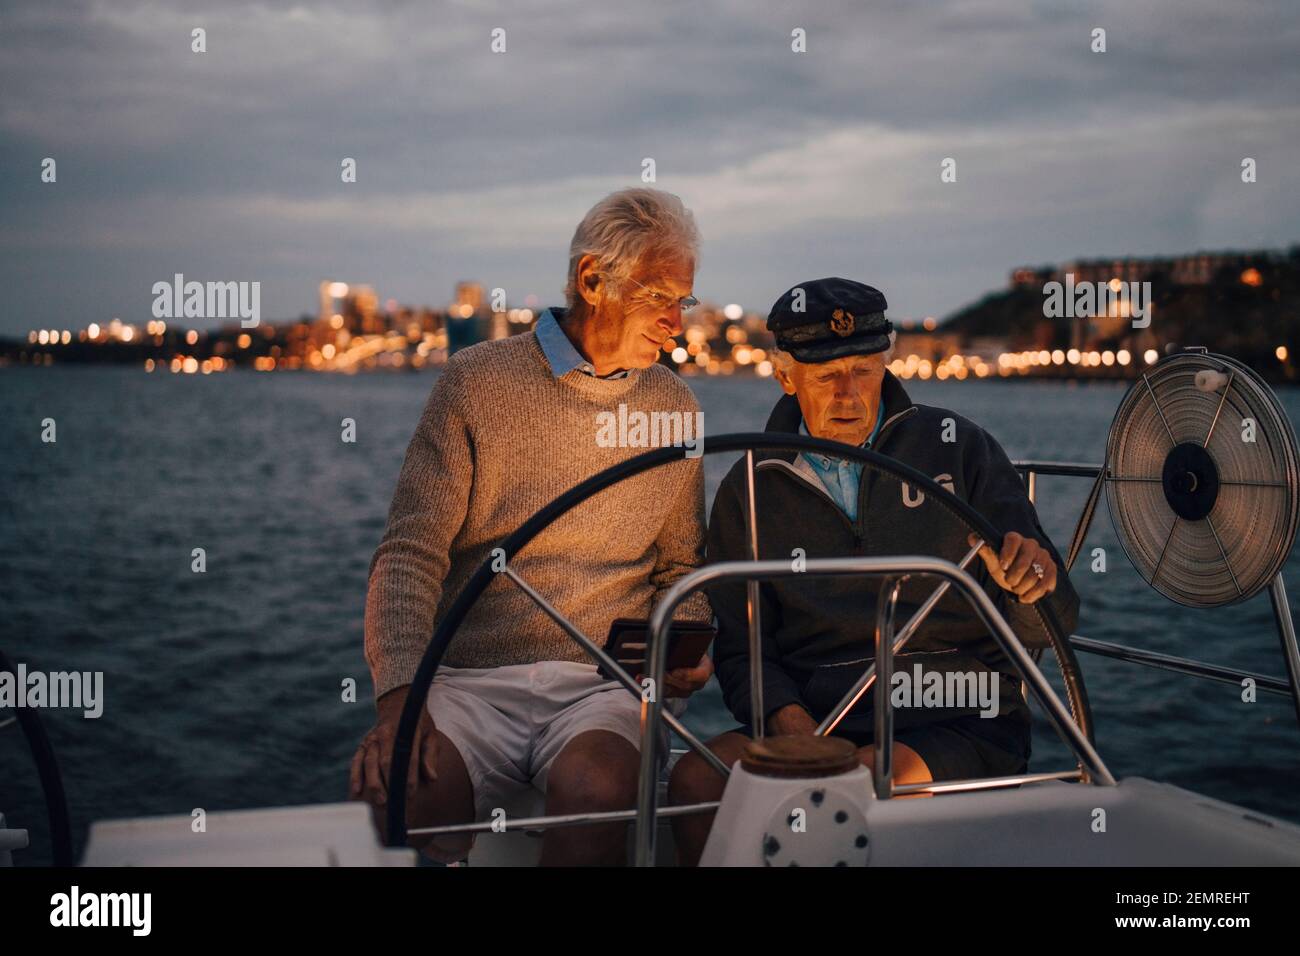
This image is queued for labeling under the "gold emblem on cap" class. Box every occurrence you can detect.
[829,308,855,337]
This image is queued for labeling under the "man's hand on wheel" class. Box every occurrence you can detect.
[968,531,1058,605]
[348,684,439,807]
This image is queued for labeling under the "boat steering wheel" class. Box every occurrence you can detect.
[385,432,1095,849]
[0,648,74,866]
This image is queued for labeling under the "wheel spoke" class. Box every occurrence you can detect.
[1205,515,1244,597]
[1203,369,1235,447]
[1142,372,1178,447]
[819,545,979,736]
[500,565,730,778]
[1151,515,1179,588]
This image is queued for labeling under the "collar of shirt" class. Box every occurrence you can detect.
[534,308,632,380]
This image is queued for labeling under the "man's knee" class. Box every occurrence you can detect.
[669,733,745,805]
[546,730,640,812]
[668,750,725,806]
[365,778,473,863]
[855,742,933,785]
[369,732,476,861]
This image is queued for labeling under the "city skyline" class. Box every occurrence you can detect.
[19,240,1296,382]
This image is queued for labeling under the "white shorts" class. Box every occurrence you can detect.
[427,660,652,821]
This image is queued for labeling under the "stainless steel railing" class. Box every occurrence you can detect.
[636,555,1119,866]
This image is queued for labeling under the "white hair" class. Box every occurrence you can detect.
[564,188,700,309]
[769,329,897,372]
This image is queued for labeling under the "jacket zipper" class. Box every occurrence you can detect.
[852,406,917,545]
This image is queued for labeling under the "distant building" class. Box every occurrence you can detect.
[1006,249,1284,357]
[1010,250,1280,290]
[439,282,483,352]
[454,282,486,313]
[318,281,380,334]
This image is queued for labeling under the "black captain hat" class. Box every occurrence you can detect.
[766,277,893,363]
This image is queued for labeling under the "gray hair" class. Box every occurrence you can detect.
[564,188,700,309]
[769,330,897,372]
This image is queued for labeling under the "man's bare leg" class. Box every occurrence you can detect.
[667,731,751,867]
[369,728,477,863]
[539,729,640,866]
[856,742,933,795]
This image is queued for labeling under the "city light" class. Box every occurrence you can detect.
[10,278,1209,383]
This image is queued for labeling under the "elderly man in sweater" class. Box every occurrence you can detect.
[350,189,713,865]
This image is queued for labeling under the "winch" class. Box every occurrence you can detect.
[1103,348,1300,607]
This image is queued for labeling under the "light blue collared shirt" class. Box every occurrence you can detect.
[797,404,884,522]
[534,308,632,380]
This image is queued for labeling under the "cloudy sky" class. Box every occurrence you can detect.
[2,0,1298,337]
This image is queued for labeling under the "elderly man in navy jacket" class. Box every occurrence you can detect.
[669,277,1080,865]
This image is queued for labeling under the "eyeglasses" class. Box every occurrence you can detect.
[611,273,699,313]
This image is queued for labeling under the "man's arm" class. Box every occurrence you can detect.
[363,361,475,700]
[706,472,806,726]
[964,424,1081,649]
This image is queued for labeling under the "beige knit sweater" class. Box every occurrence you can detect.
[364,330,711,700]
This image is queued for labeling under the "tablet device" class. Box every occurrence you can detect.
[597,617,716,681]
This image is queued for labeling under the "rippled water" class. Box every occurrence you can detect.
[3,366,1299,864]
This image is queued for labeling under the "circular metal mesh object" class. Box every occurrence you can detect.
[1105,350,1300,607]
[762,790,870,867]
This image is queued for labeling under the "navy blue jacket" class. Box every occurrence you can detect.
[706,371,1080,733]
